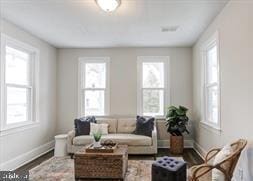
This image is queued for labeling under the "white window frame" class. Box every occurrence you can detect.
[78,57,110,117]
[0,34,40,132]
[137,56,170,118]
[201,31,221,131]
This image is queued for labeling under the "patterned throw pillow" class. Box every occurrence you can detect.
[74,116,96,136]
[132,116,154,137]
[89,123,109,135]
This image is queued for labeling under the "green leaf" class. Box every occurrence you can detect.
[164,105,190,135]
[93,131,102,142]
[179,105,188,112]
[176,109,185,116]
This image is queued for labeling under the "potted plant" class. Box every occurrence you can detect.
[166,105,189,154]
[93,131,102,148]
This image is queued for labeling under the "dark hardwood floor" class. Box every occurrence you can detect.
[15,150,54,173]
[15,148,203,173]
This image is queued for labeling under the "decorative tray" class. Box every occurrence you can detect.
[85,142,118,153]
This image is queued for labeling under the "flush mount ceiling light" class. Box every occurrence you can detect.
[96,0,121,12]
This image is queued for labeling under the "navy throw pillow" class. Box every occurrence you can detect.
[133,116,154,137]
[74,116,96,136]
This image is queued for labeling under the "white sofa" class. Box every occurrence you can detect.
[67,118,157,155]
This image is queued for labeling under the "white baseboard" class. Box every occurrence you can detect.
[158,139,194,148]
[193,141,207,160]
[0,140,55,171]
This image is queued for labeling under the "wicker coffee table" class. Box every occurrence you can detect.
[74,145,128,180]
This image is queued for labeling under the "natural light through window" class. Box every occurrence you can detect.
[0,35,39,130]
[202,32,220,129]
[138,57,169,117]
[79,58,110,116]
[5,46,32,124]
[6,46,32,124]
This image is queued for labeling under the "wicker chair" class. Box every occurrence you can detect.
[188,139,247,181]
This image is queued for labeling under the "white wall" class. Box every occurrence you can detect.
[56,47,193,143]
[0,20,57,170]
[192,1,253,180]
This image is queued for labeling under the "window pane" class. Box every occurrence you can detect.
[206,86,218,123]
[6,87,30,124]
[143,62,164,88]
[85,63,106,88]
[143,89,164,116]
[6,46,30,85]
[206,45,218,84]
[84,90,105,116]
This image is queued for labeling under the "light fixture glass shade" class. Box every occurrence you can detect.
[96,0,121,12]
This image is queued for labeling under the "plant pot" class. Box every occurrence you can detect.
[93,141,101,148]
[170,135,184,154]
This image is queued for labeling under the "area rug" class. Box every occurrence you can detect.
[29,156,183,181]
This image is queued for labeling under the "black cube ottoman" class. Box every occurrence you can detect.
[152,156,186,181]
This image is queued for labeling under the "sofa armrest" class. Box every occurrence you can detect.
[152,124,158,153]
[67,130,75,153]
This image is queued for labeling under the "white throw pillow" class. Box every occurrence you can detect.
[90,123,108,135]
[212,144,233,181]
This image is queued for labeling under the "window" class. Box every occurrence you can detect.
[137,56,170,117]
[78,57,110,116]
[0,35,39,131]
[202,32,220,129]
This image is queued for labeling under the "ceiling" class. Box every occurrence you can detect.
[0,0,228,48]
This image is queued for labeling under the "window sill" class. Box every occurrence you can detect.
[0,121,40,137]
[200,121,221,134]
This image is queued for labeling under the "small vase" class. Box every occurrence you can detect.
[93,141,101,148]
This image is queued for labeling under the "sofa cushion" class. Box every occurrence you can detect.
[73,135,93,145]
[117,118,136,133]
[96,118,117,133]
[74,116,96,136]
[102,134,152,146]
[73,134,152,146]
